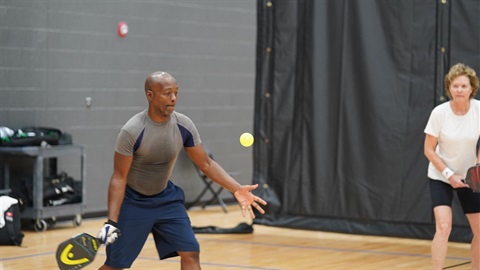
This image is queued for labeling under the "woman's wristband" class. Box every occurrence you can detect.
[441,168,454,179]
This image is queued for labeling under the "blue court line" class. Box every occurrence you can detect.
[0,250,278,270]
[0,236,469,268]
[0,251,53,261]
[136,256,281,270]
[195,236,470,261]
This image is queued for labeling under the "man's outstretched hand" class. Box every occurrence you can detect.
[233,184,267,218]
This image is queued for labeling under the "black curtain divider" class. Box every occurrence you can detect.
[253,0,480,243]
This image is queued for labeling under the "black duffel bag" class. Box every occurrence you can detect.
[0,127,62,147]
[0,198,24,246]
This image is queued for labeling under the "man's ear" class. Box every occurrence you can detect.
[146,89,153,99]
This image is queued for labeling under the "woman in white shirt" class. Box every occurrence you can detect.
[424,63,480,270]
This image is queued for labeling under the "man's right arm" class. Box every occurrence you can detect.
[97,152,133,245]
[107,152,133,222]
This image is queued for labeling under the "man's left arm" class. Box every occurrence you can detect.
[185,144,267,218]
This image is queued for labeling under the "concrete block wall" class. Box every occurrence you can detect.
[0,0,256,214]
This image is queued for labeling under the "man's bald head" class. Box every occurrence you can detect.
[144,71,176,92]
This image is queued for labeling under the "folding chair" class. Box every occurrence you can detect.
[186,146,239,213]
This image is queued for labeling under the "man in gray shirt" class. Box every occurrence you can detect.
[96,71,266,270]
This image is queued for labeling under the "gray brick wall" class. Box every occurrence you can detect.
[0,0,256,214]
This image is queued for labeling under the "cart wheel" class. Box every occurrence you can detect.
[47,217,57,226]
[34,219,48,232]
[73,214,82,227]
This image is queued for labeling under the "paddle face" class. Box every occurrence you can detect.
[56,233,101,270]
[464,165,480,193]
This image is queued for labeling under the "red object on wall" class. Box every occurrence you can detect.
[117,21,128,37]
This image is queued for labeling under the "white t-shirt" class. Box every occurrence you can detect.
[424,99,480,183]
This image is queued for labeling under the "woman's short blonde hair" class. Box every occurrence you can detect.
[444,63,479,99]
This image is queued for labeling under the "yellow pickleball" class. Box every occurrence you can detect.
[239,132,254,147]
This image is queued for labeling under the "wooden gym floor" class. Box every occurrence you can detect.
[0,205,472,269]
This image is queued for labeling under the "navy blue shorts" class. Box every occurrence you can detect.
[104,181,199,268]
[429,179,480,214]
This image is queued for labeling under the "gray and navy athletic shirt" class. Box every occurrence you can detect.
[115,110,201,196]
